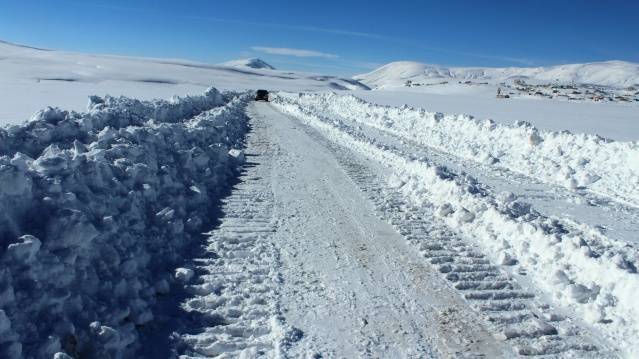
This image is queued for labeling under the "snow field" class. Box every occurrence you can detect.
[273,93,639,356]
[283,92,639,207]
[0,88,250,357]
[0,40,369,125]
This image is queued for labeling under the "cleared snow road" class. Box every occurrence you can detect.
[175,101,615,358]
[175,102,508,357]
[255,102,508,357]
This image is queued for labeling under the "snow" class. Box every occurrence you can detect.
[355,60,639,89]
[221,58,276,70]
[0,40,367,125]
[277,92,639,207]
[351,61,639,142]
[174,114,291,357]
[0,87,250,358]
[351,87,639,141]
[1,38,638,357]
[235,103,509,357]
[272,92,639,356]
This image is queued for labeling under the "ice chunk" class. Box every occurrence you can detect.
[6,235,41,264]
[175,268,195,283]
[229,148,245,163]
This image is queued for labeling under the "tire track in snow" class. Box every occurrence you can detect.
[257,102,507,358]
[283,107,615,357]
[175,114,291,357]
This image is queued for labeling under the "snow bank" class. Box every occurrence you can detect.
[0,88,250,357]
[278,92,639,207]
[273,93,639,356]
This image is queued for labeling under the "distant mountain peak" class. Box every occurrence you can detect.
[222,58,275,70]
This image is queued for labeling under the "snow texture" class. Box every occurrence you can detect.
[0,40,368,125]
[351,88,639,142]
[273,92,639,356]
[274,92,639,207]
[0,87,250,358]
[356,60,639,89]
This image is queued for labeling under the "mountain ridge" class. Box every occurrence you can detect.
[355,60,639,89]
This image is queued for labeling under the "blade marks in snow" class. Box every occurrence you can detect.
[175,111,294,357]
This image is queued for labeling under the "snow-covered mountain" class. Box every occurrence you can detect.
[355,60,639,89]
[222,57,275,70]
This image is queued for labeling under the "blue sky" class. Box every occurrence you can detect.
[1,0,638,75]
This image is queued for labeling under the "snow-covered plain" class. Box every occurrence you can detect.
[351,86,639,141]
[353,60,639,141]
[1,39,639,358]
[0,40,368,125]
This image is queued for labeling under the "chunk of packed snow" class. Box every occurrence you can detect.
[174,268,195,283]
[228,148,246,163]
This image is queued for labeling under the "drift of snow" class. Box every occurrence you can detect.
[355,60,639,89]
[277,92,639,207]
[0,87,250,358]
[222,58,276,70]
[272,92,639,356]
[351,88,639,142]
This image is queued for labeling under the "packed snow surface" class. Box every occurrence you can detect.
[356,60,639,88]
[221,58,275,70]
[0,87,250,358]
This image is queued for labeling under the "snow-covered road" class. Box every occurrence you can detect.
[174,101,619,357]
[174,102,508,357]
[257,103,506,357]
[1,88,634,357]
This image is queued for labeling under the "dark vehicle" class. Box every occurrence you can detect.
[255,89,269,101]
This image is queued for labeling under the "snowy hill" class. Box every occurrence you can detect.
[222,58,275,70]
[0,40,368,124]
[355,60,639,89]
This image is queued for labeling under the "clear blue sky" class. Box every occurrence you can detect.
[1,0,638,75]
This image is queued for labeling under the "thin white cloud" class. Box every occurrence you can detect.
[252,46,339,59]
[64,1,543,66]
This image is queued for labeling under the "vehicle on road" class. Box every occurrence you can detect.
[255,89,269,101]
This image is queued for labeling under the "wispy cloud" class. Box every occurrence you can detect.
[63,1,545,67]
[252,46,338,59]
